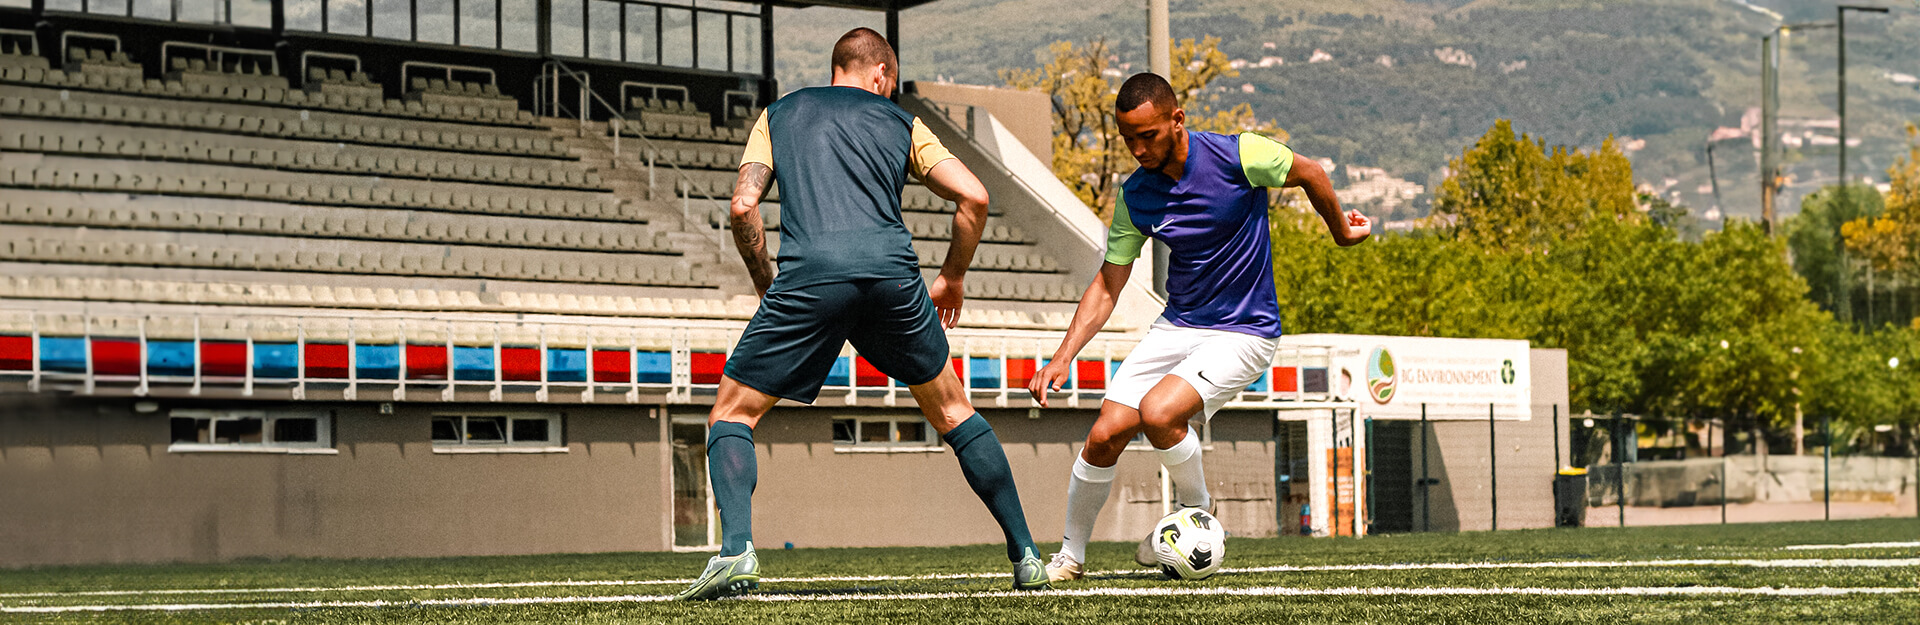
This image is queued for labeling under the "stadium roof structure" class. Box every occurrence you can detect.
[771,0,945,10]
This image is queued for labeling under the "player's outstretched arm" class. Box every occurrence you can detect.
[1285,155,1371,246]
[920,158,990,329]
[1027,261,1131,407]
[730,162,777,296]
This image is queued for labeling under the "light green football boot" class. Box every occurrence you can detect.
[674,542,761,601]
[1013,547,1051,591]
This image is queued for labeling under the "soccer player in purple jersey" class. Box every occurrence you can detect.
[1027,73,1370,581]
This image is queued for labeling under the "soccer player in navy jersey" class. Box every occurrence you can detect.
[675,28,1048,600]
[1028,72,1370,581]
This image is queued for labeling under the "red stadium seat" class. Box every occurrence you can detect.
[1272,366,1298,392]
[201,341,246,377]
[690,352,725,385]
[1075,360,1106,390]
[951,357,964,378]
[500,347,541,381]
[854,356,887,387]
[305,343,349,378]
[1006,358,1036,389]
[407,344,449,380]
[0,336,30,370]
[91,339,140,376]
[592,349,630,383]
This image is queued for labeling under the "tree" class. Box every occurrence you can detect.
[1786,185,1883,323]
[1432,120,1638,255]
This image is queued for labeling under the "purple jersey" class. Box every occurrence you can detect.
[1104,131,1294,339]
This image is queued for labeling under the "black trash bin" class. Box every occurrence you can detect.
[1554,467,1588,528]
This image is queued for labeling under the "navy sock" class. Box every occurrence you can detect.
[942,414,1038,563]
[707,420,757,557]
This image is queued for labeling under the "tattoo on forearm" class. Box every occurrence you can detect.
[735,163,772,201]
[730,163,777,289]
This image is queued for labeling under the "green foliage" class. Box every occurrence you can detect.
[1281,120,1855,425]
[1434,120,1638,254]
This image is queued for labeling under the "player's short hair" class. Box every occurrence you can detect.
[1115,73,1177,116]
[831,27,897,80]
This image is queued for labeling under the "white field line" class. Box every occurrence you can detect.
[7,585,1920,613]
[1781,541,1920,551]
[4,557,1918,601]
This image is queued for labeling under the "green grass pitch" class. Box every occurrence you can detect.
[2,518,1916,624]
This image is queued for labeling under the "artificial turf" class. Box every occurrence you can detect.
[2,517,1915,624]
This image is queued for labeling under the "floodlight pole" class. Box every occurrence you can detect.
[1148,0,1171,299]
[1837,6,1888,192]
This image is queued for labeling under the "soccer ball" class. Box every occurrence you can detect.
[1151,507,1226,580]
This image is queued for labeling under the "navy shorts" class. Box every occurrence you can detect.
[723,276,949,403]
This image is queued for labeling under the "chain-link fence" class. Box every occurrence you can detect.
[1571,415,1918,527]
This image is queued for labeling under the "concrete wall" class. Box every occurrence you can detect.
[738,406,1277,551]
[906,81,1053,165]
[1,396,668,567]
[2,395,1278,567]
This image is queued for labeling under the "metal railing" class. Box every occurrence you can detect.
[533,58,730,224]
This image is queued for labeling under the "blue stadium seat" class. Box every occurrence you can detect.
[253,342,298,379]
[1245,370,1270,393]
[146,340,196,377]
[356,344,400,379]
[635,351,671,384]
[968,356,1000,389]
[39,337,86,373]
[452,346,495,381]
[546,348,587,382]
[826,356,851,387]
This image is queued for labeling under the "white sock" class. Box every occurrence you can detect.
[1061,455,1116,564]
[1157,429,1211,510]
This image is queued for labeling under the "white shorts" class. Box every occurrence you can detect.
[1104,318,1279,421]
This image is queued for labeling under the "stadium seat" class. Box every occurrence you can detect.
[146,340,196,377]
[967,357,1000,389]
[546,348,587,382]
[0,335,31,371]
[90,338,140,376]
[689,352,725,385]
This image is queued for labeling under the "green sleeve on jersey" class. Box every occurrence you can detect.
[1105,192,1148,265]
[1239,132,1296,188]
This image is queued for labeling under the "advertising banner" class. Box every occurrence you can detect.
[1282,334,1532,420]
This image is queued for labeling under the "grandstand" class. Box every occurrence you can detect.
[0,0,1566,568]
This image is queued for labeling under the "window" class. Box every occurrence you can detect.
[832,417,940,453]
[731,15,760,74]
[285,0,322,31]
[328,0,368,36]
[659,7,691,67]
[432,413,564,453]
[549,0,584,57]
[178,0,224,22]
[87,0,128,15]
[132,0,169,20]
[588,0,620,60]
[695,10,727,71]
[460,0,497,48]
[232,0,272,27]
[500,0,538,51]
[624,4,656,64]
[371,0,412,41]
[417,0,455,44]
[169,409,335,454]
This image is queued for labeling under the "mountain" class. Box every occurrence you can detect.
[771,0,1920,223]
